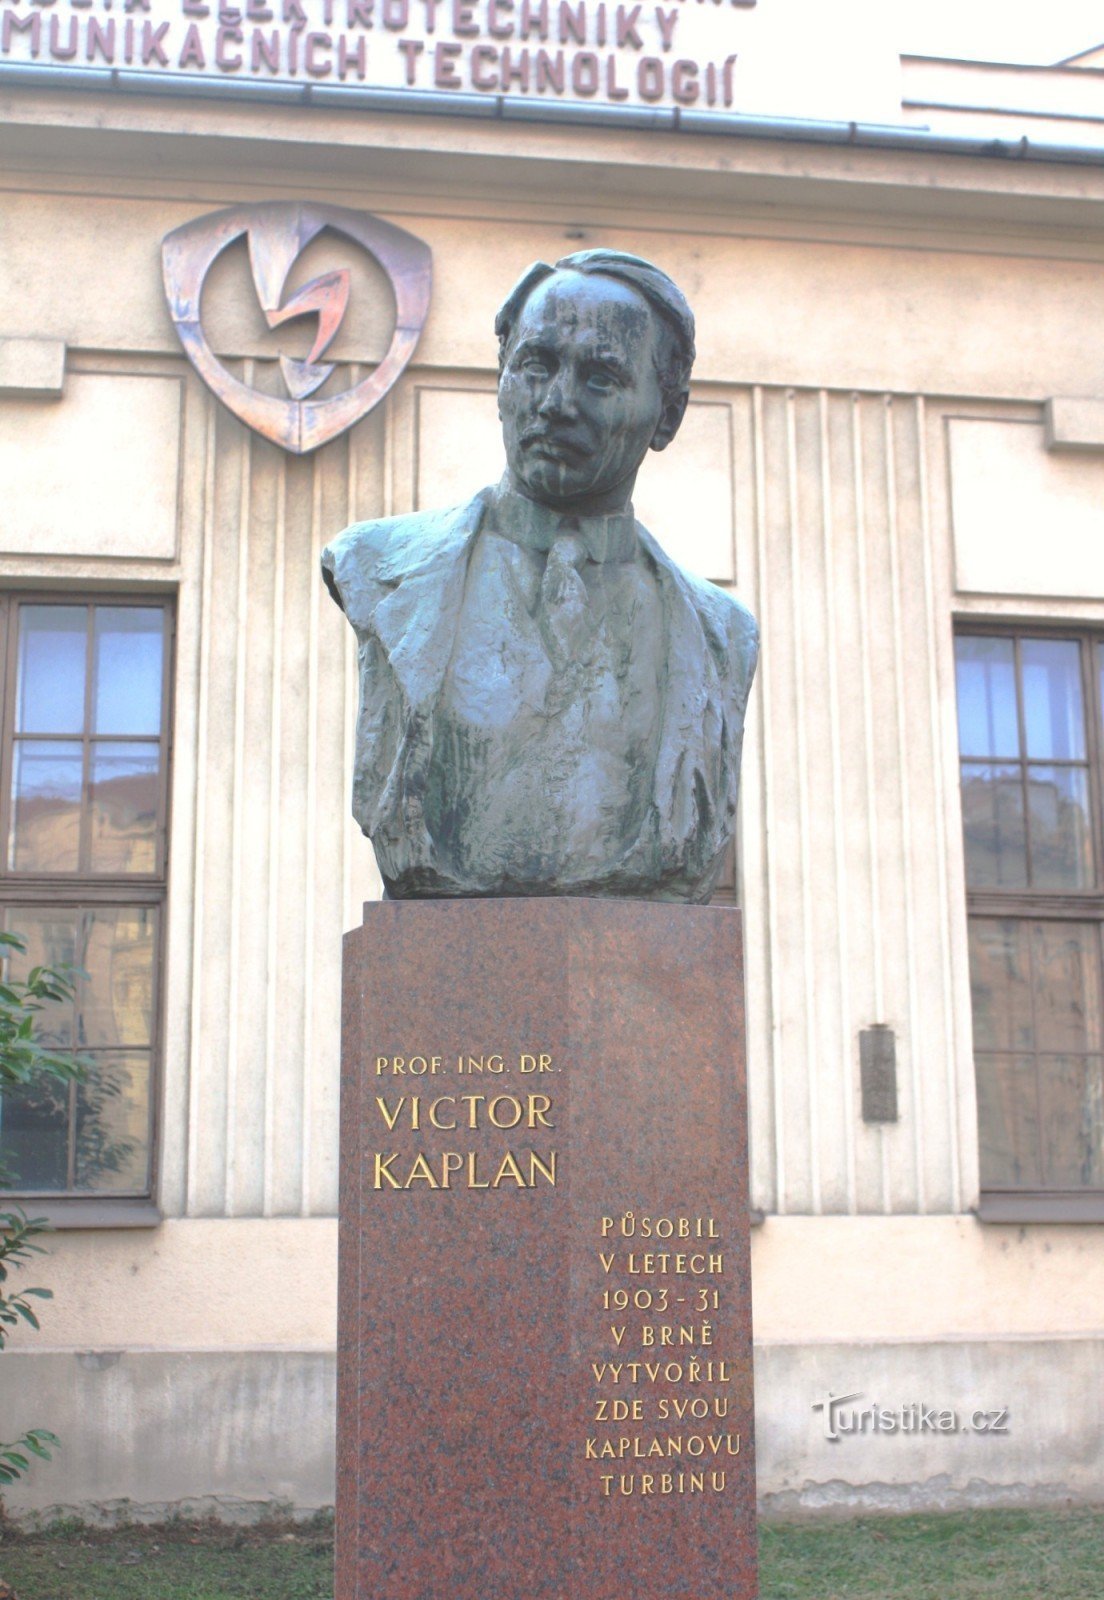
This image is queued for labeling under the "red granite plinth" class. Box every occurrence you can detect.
[337,898,756,1600]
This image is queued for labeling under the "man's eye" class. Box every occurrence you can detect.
[587,371,618,393]
[521,357,550,377]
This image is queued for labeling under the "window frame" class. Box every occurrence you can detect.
[956,620,1104,1223]
[0,591,175,1226]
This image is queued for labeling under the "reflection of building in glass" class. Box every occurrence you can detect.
[0,601,165,1201]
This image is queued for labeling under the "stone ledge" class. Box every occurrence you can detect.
[0,336,65,396]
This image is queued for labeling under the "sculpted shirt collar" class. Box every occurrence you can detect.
[483,480,638,565]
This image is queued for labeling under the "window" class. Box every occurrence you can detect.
[955,630,1104,1219]
[0,597,172,1220]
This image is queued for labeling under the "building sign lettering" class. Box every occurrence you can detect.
[0,0,760,113]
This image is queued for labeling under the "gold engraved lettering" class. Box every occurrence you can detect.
[370,1149,558,1190]
[625,1253,722,1275]
[528,1150,558,1186]
[657,1396,731,1420]
[591,1359,734,1384]
[467,1151,490,1189]
[602,1215,721,1239]
[492,1150,527,1188]
[457,1054,506,1074]
[373,1152,401,1189]
[589,1209,733,1500]
[373,1093,555,1131]
[440,1152,465,1185]
[599,1471,718,1497]
[403,1153,439,1187]
[374,1095,407,1131]
[584,1434,741,1461]
[373,1055,441,1075]
[640,1322,714,1348]
[593,1399,643,1422]
[519,1053,554,1073]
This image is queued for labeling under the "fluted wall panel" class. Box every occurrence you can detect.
[175,372,977,1219]
[182,366,383,1218]
[737,387,975,1217]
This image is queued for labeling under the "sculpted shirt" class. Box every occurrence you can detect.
[320,484,759,902]
[424,487,664,893]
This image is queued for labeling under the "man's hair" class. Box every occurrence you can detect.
[494,249,696,407]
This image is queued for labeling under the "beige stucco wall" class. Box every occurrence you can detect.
[4,1216,1102,1352]
[10,142,1104,1222]
[3,1216,1102,1519]
[2,87,1104,1514]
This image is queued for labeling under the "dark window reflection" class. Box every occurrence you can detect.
[0,908,157,1197]
[1,599,168,1200]
[958,632,1104,1195]
[961,763,1027,888]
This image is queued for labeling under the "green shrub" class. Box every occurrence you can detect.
[0,930,89,1486]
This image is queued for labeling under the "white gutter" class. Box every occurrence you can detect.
[3,59,1104,166]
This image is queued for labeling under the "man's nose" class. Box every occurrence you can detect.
[537,371,578,419]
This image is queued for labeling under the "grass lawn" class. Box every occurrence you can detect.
[758,1509,1104,1599]
[0,1508,1102,1599]
[0,1516,334,1600]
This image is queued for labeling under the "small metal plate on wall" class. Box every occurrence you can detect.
[860,1025,898,1123]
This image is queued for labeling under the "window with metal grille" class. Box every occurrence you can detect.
[955,630,1104,1219]
[0,597,172,1215]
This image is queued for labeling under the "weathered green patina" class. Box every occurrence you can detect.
[322,250,758,901]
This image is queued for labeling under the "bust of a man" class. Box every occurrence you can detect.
[322,249,758,902]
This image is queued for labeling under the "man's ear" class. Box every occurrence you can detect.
[650,389,689,453]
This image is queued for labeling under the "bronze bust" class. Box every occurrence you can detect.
[322,249,758,902]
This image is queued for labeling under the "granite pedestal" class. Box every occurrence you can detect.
[337,897,756,1600]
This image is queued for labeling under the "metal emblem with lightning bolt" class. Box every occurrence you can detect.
[162,202,432,455]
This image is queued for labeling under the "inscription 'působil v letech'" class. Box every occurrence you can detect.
[588,1213,742,1499]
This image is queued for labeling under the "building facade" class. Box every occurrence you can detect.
[1,12,1103,1518]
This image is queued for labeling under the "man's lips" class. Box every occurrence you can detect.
[522,431,590,462]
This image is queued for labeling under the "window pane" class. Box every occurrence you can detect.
[9,740,83,873]
[79,908,156,1049]
[969,919,1034,1053]
[89,742,160,874]
[960,763,1028,888]
[955,636,1019,758]
[15,606,86,735]
[1039,1055,1104,1189]
[1026,766,1094,890]
[93,608,164,736]
[1,599,169,1204]
[0,1075,70,1192]
[1021,639,1085,761]
[75,1052,150,1193]
[0,907,78,1049]
[1031,923,1103,1053]
[976,1054,1041,1189]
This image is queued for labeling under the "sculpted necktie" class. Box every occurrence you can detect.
[539,532,594,671]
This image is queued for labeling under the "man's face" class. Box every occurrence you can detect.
[498,271,673,513]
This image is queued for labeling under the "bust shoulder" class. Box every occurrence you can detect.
[636,525,759,689]
[320,493,487,634]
